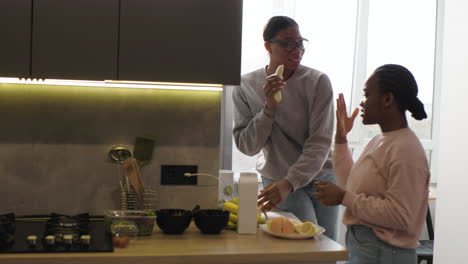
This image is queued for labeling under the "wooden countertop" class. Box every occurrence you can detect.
[0,224,348,264]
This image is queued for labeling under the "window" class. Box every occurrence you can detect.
[232,0,358,179]
[226,0,438,182]
[349,0,437,181]
[362,0,436,140]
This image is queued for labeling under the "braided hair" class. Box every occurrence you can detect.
[263,16,299,41]
[373,64,427,120]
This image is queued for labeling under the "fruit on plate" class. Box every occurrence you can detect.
[222,198,266,230]
[266,217,318,235]
[267,217,295,234]
[295,221,316,235]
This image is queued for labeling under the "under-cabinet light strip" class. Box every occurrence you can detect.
[0,78,223,91]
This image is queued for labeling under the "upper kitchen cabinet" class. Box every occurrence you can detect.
[31,0,119,80]
[119,0,242,85]
[0,0,32,78]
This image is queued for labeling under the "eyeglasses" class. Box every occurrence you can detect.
[269,38,309,52]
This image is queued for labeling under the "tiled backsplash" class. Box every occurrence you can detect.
[0,83,221,215]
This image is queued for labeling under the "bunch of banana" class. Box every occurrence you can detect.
[222,197,266,230]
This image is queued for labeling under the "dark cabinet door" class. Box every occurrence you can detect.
[119,0,242,85]
[31,0,119,80]
[0,0,32,78]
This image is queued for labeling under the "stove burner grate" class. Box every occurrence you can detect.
[0,213,15,248]
[45,213,91,245]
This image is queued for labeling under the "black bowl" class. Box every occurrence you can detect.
[193,209,229,234]
[155,209,192,234]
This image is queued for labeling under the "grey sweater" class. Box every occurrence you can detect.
[232,65,334,191]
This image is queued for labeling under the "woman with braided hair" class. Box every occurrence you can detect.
[313,64,429,264]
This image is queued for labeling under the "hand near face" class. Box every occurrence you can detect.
[312,180,346,206]
[335,93,359,143]
[263,74,284,110]
[258,179,292,212]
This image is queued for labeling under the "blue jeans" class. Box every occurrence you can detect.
[261,172,338,240]
[346,225,417,264]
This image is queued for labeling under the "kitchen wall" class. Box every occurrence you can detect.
[0,82,221,215]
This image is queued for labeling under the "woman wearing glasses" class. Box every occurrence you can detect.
[232,16,338,240]
[313,64,429,263]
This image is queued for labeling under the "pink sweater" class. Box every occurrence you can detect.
[334,128,430,248]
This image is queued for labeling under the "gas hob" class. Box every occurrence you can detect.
[0,213,113,253]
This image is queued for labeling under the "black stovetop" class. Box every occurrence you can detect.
[0,213,113,254]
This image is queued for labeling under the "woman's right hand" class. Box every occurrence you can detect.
[263,74,284,110]
[257,179,292,212]
[335,93,359,144]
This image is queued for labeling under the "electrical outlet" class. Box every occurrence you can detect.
[160,165,198,185]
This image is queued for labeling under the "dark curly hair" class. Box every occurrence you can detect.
[373,64,427,120]
[263,16,299,41]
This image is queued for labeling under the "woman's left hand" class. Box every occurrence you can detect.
[258,179,293,212]
[312,180,346,206]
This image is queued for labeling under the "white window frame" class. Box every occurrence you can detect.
[222,0,441,183]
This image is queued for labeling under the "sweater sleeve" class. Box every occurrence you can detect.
[232,81,275,157]
[332,143,354,187]
[342,159,429,231]
[285,74,334,190]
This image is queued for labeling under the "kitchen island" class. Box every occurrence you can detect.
[0,223,347,264]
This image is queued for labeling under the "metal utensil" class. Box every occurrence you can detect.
[108,146,134,210]
[133,136,155,168]
[108,146,132,164]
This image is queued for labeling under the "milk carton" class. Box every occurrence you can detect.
[237,172,258,234]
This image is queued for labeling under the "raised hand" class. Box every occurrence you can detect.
[335,93,359,144]
[263,74,284,110]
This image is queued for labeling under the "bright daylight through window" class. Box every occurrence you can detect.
[228,0,438,182]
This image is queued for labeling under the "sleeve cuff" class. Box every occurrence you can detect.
[263,102,275,118]
[342,190,357,208]
[284,175,299,192]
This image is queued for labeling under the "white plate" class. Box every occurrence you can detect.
[259,224,325,240]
